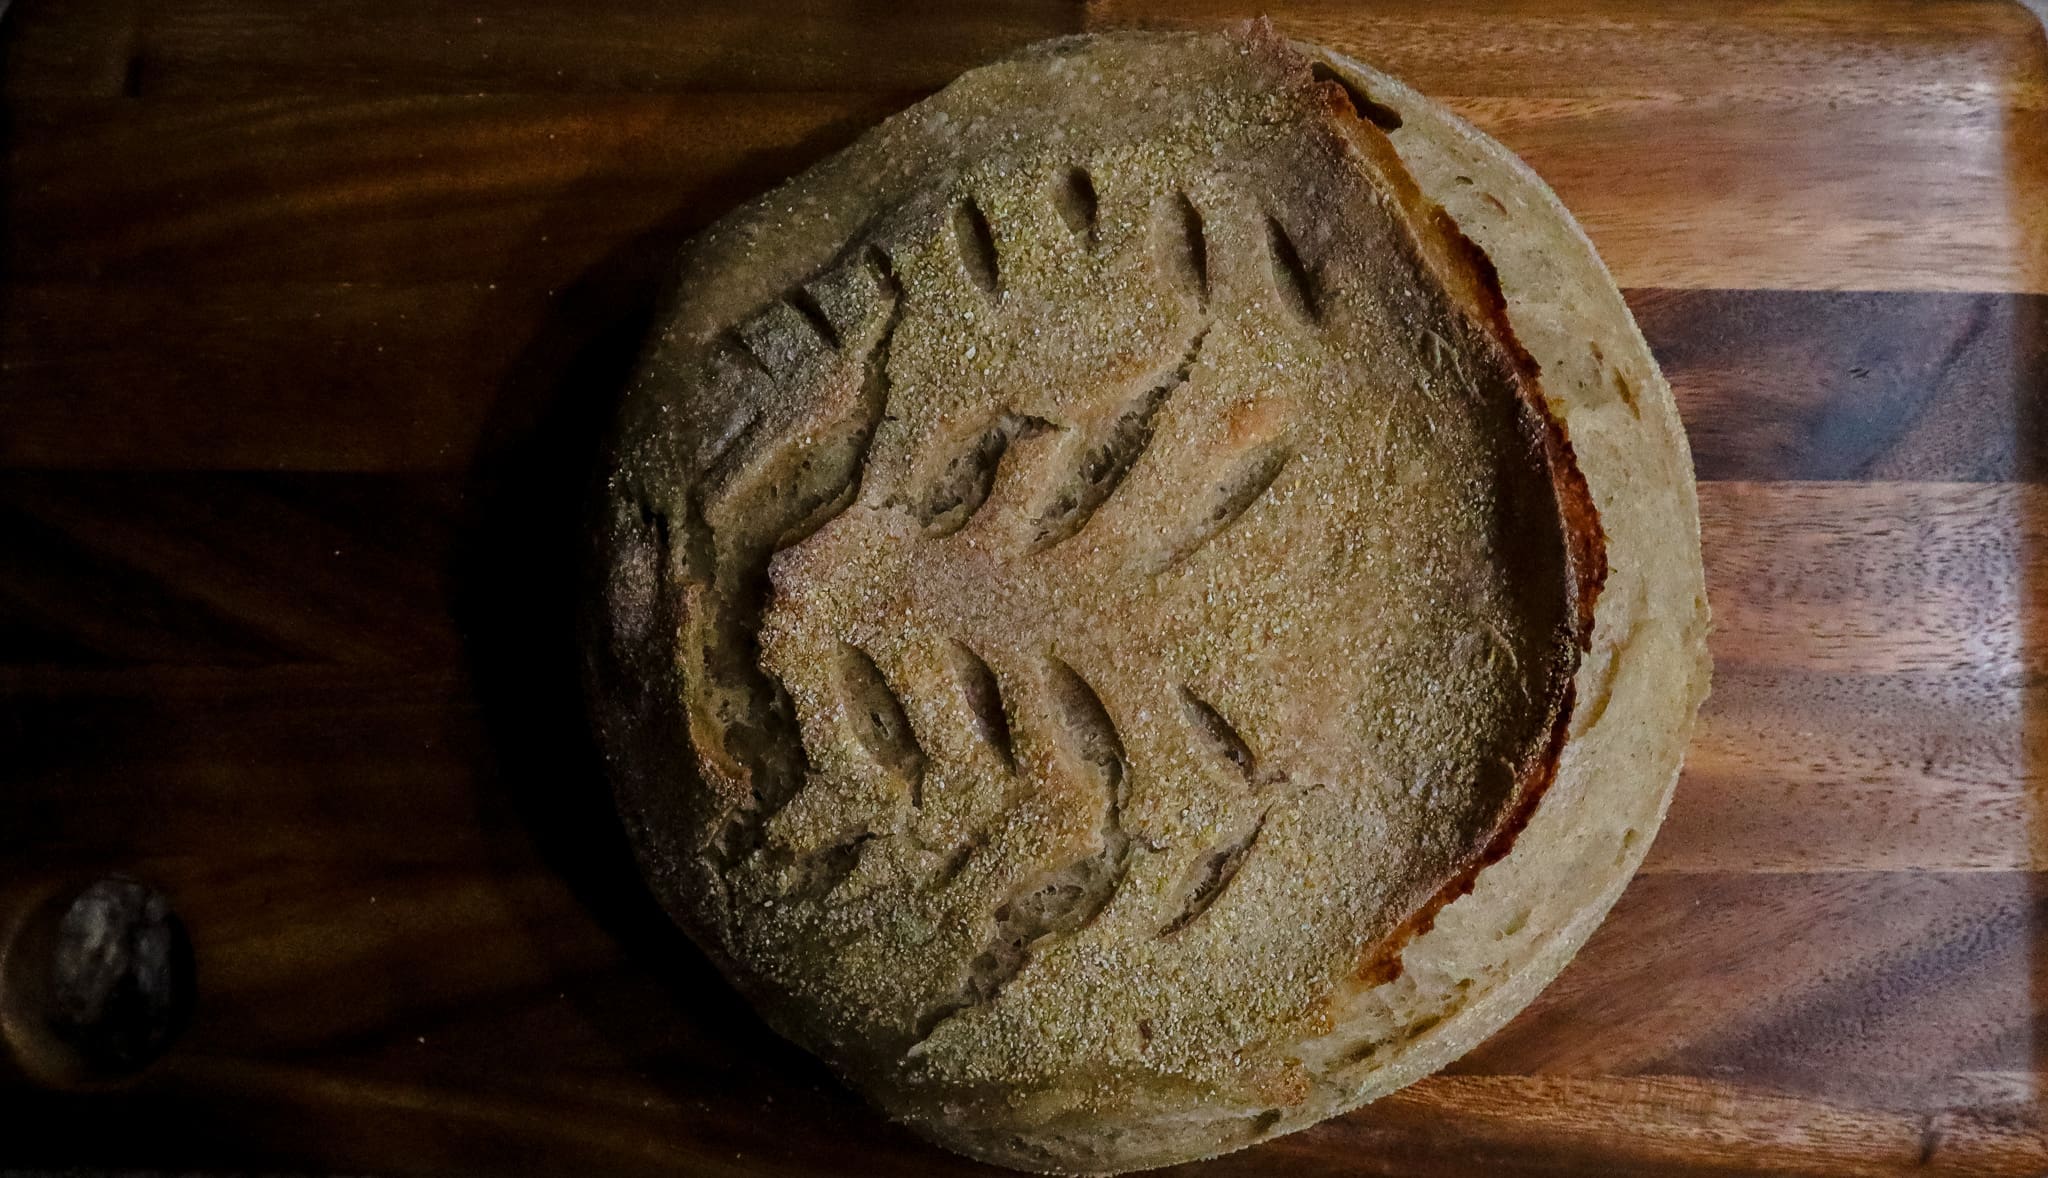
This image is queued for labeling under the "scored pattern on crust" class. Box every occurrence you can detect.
[1030,326,1204,552]
[681,245,908,886]
[577,30,1693,1177]
[679,174,1337,1031]
[675,146,1573,1033]
[603,31,1606,1151]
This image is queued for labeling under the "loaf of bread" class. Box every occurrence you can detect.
[586,22,1709,1173]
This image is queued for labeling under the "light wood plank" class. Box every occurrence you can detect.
[1701,481,2043,678]
[1086,1,2048,104]
[1088,1,2048,292]
[1662,668,2039,873]
[1439,96,2047,292]
[1319,1072,2047,1178]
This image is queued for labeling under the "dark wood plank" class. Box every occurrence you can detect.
[6,93,904,286]
[0,282,584,473]
[0,0,147,99]
[1,667,491,864]
[1641,290,2048,484]
[3,0,1084,99]
[3,481,2033,875]
[7,288,2043,474]
[0,860,2036,1177]
[0,474,463,665]
[1457,871,2040,1086]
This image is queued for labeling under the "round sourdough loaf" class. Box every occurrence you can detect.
[587,21,1709,1174]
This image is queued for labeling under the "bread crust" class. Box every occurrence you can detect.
[585,22,1708,1175]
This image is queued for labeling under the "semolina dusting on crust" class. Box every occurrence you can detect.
[585,22,1709,1175]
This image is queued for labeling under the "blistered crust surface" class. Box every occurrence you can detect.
[584,25,1695,1178]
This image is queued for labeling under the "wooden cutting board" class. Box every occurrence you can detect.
[3,2,2044,1174]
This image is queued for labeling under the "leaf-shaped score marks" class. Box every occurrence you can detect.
[912,414,1056,538]
[1159,813,1265,938]
[1310,61,1404,133]
[786,284,842,350]
[1052,166,1100,246]
[947,641,1016,773]
[836,643,926,805]
[1149,422,1294,574]
[757,294,1310,1038]
[716,142,1582,1066]
[914,655,1133,1044]
[1265,213,1321,325]
[1031,328,1207,552]
[676,245,905,878]
[700,246,903,560]
[1042,656,1129,820]
[1177,685,1259,784]
[1157,688,1291,938]
[788,831,878,901]
[603,33,1615,1129]
[1153,191,1210,306]
[952,196,1002,298]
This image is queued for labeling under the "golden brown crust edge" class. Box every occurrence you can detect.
[1267,35,1711,1155]
[1304,71,1610,1000]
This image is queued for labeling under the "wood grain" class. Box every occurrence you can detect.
[6,289,2041,473]
[1446,98,2046,293]
[8,85,2044,299]
[4,1064,2040,1177]
[0,860,2037,1176]
[1666,667,2040,873]
[1089,0,2048,105]
[1639,290,2048,484]
[12,0,2034,103]
[1088,0,2048,293]
[1,480,2032,876]
[1703,482,2040,678]
[2,0,2044,1174]
[0,475,464,664]
[6,94,905,285]
[0,283,561,473]
[2,0,1083,99]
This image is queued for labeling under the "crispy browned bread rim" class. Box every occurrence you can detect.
[1305,56,1609,989]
